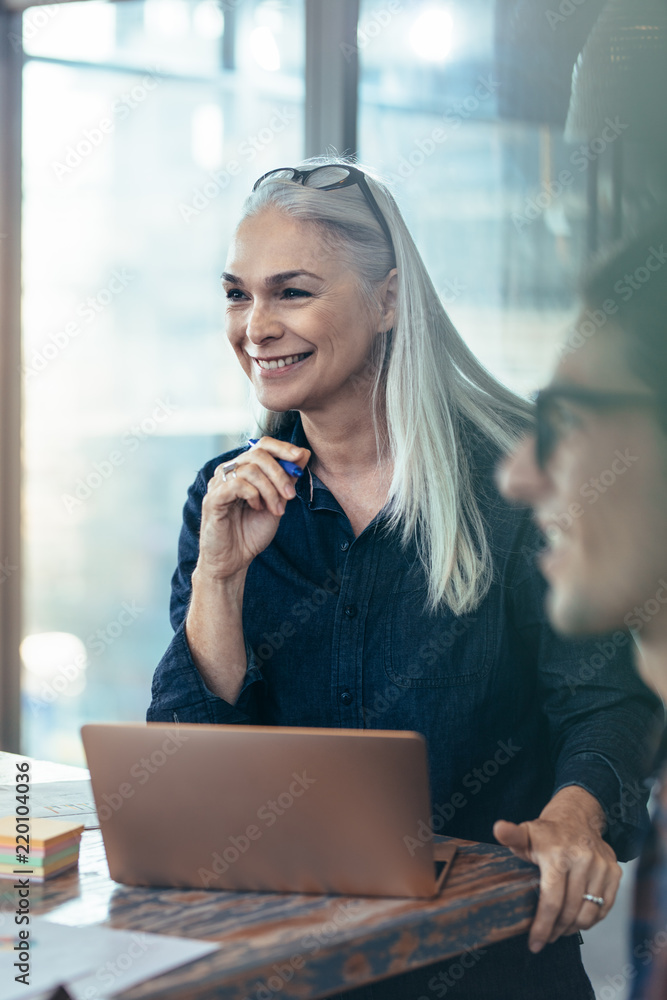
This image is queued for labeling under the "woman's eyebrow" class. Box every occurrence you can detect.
[265,270,323,287]
[220,270,323,287]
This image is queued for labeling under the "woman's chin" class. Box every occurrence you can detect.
[256,391,304,413]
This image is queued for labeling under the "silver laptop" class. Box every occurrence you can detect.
[81,723,456,898]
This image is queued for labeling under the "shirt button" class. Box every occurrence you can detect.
[344,604,358,618]
[340,690,353,706]
[340,541,350,552]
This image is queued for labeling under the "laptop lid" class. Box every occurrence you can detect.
[81,723,452,898]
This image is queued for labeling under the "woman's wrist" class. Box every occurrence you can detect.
[186,565,248,704]
[191,563,246,605]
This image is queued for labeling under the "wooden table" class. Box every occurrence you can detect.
[1,753,540,999]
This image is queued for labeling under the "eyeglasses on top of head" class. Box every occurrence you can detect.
[532,385,655,470]
[252,164,395,257]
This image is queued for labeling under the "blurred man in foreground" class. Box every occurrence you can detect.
[497,218,667,999]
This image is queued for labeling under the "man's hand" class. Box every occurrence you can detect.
[493,785,622,953]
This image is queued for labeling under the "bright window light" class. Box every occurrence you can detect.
[409,7,454,63]
[21,632,88,700]
[255,1,284,32]
[23,1,117,61]
[144,0,190,38]
[250,26,281,72]
[193,1,224,40]
[192,103,224,171]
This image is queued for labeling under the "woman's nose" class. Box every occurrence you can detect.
[246,301,283,343]
[496,434,550,504]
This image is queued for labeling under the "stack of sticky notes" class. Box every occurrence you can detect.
[0,816,84,881]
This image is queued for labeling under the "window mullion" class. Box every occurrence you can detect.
[0,5,23,752]
[305,0,359,158]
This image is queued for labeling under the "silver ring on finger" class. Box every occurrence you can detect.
[221,460,238,483]
[582,893,605,907]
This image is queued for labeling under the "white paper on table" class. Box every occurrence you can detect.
[0,918,115,1000]
[63,924,219,1000]
[0,779,98,829]
[0,915,219,1000]
[0,754,88,786]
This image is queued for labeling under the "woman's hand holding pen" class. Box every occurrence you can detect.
[197,437,310,581]
[186,437,310,703]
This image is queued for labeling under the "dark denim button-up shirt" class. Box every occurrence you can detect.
[148,415,661,859]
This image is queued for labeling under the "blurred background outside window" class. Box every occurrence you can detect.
[21,0,304,762]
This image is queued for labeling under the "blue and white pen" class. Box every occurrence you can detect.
[247,439,304,478]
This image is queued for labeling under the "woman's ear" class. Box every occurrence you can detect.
[379,268,398,332]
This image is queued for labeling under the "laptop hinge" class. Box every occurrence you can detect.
[433,841,457,894]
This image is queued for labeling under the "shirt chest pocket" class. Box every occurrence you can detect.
[382,579,496,688]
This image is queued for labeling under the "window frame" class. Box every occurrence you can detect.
[0,1,23,753]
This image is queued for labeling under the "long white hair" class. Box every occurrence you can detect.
[240,157,532,614]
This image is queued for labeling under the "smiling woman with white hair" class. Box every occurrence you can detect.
[148,158,659,1000]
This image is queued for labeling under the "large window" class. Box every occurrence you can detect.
[19,0,304,762]
[358,0,591,396]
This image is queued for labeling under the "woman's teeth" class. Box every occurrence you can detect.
[257,353,310,370]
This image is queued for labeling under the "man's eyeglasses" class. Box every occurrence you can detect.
[533,385,655,469]
[252,164,395,257]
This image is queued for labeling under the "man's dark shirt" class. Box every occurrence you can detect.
[631,742,667,999]
[148,414,660,859]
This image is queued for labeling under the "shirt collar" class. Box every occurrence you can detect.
[287,413,345,515]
